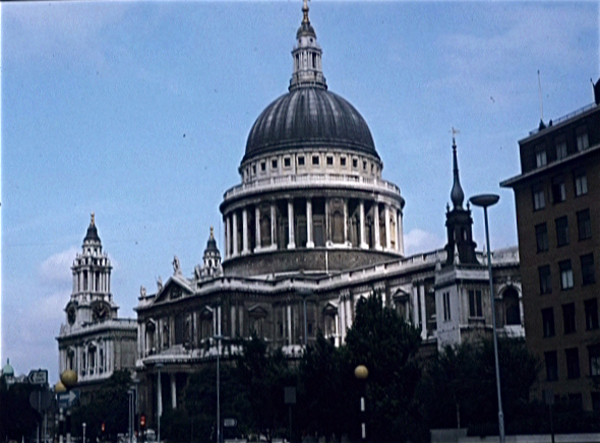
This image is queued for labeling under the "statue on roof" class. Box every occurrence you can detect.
[173,256,181,275]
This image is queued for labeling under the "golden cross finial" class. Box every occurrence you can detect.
[302,0,310,24]
[91,212,95,226]
[210,226,214,238]
[450,127,460,146]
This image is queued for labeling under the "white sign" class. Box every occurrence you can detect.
[28,369,48,385]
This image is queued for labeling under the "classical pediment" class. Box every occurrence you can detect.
[154,278,192,304]
[248,304,268,318]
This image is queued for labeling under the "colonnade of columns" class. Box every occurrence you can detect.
[223,196,404,259]
[73,268,111,294]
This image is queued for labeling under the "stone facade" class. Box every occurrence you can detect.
[133,4,522,426]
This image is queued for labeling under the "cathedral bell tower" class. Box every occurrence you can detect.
[444,135,477,265]
[65,214,117,328]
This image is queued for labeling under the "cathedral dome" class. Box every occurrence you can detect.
[243,87,378,162]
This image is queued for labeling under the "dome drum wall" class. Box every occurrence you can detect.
[222,247,401,278]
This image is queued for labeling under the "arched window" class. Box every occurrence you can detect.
[504,287,521,325]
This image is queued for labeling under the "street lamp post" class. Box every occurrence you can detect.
[82,423,86,443]
[470,194,505,443]
[128,389,134,443]
[214,334,223,443]
[155,363,164,443]
[354,365,368,441]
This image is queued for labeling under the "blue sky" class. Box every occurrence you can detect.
[1,1,598,383]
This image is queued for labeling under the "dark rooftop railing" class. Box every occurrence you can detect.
[529,103,597,136]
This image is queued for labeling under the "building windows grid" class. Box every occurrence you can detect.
[535,223,549,253]
[552,176,566,203]
[539,265,552,294]
[566,347,580,379]
[468,289,483,318]
[559,260,574,290]
[577,209,592,241]
[533,184,546,211]
[574,168,588,196]
[545,351,558,381]
[562,303,576,334]
[556,216,570,247]
[581,253,595,285]
[443,292,451,322]
[542,307,555,337]
[589,345,600,376]
[585,298,599,330]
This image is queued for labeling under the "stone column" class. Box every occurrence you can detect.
[225,216,231,258]
[412,284,420,327]
[287,200,296,249]
[287,305,292,346]
[170,373,177,409]
[270,203,277,249]
[397,210,404,255]
[254,207,261,252]
[232,212,239,256]
[374,203,381,250]
[306,198,314,248]
[242,208,249,254]
[359,201,367,249]
[385,205,391,250]
[420,284,427,340]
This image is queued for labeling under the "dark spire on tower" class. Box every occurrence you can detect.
[444,130,477,265]
[83,212,101,245]
[450,129,465,209]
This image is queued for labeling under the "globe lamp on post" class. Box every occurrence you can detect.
[469,194,505,443]
[354,365,368,441]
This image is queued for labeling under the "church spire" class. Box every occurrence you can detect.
[289,0,327,91]
[450,129,465,209]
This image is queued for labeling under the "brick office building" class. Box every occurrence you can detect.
[501,80,600,411]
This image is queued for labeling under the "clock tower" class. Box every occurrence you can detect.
[65,213,117,327]
[58,214,137,389]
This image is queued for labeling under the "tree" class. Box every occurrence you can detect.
[344,293,425,442]
[0,377,40,441]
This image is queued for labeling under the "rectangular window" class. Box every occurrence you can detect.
[552,176,566,203]
[536,223,549,252]
[560,260,574,290]
[536,145,547,167]
[542,307,555,337]
[562,303,576,334]
[532,183,546,211]
[589,345,600,376]
[352,158,358,168]
[468,289,483,318]
[581,253,595,285]
[574,168,588,196]
[555,141,567,160]
[271,159,278,169]
[298,156,305,166]
[252,164,256,174]
[312,155,320,166]
[577,209,592,240]
[542,308,555,337]
[284,157,291,168]
[261,162,266,171]
[556,216,570,247]
[363,160,368,170]
[585,298,599,330]
[539,265,552,294]
[545,351,558,381]
[326,156,334,166]
[443,292,451,322]
[566,348,580,379]
[577,131,589,151]
[340,157,347,167]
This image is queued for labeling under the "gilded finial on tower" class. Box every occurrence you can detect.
[302,0,310,24]
[210,226,214,239]
[91,213,95,226]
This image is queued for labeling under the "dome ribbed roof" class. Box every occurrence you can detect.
[243,88,378,162]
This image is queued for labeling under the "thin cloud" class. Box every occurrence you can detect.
[39,247,78,287]
[404,228,444,256]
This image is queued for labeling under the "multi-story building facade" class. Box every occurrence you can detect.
[57,215,137,391]
[134,3,523,425]
[501,81,600,411]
